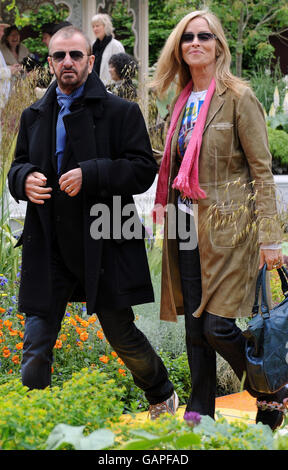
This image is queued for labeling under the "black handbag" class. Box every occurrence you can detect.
[244,263,288,394]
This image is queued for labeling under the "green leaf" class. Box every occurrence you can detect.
[129,429,159,440]
[45,424,115,450]
[46,424,85,450]
[174,432,201,448]
[78,429,115,450]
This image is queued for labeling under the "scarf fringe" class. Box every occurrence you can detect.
[172,174,207,200]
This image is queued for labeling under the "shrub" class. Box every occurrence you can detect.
[47,412,278,451]
[268,126,288,173]
[0,367,125,450]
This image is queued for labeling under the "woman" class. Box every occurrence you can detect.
[91,13,124,85]
[0,25,30,66]
[151,9,287,430]
[108,52,138,100]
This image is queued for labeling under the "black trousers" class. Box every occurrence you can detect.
[21,244,174,405]
[177,211,282,418]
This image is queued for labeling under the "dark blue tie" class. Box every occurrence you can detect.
[55,85,84,174]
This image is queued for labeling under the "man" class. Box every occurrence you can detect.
[8,26,178,419]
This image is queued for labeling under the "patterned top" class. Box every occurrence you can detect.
[177,89,207,215]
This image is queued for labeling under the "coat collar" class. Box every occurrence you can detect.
[204,90,225,132]
[31,71,108,112]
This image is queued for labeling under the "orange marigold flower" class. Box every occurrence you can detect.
[0,307,5,313]
[69,318,77,326]
[3,348,10,358]
[54,339,62,349]
[9,329,18,336]
[51,366,54,373]
[99,355,109,364]
[18,331,24,338]
[3,320,12,328]
[118,368,126,376]
[16,342,23,350]
[80,320,89,328]
[117,357,125,366]
[79,331,89,341]
[12,354,20,364]
[111,351,118,358]
[16,314,24,320]
[88,316,97,324]
[8,369,13,374]
[59,334,67,342]
[97,330,104,340]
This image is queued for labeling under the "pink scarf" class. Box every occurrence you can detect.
[153,78,216,221]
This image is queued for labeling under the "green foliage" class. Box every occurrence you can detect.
[0,368,125,450]
[267,127,288,168]
[46,424,115,451]
[16,4,69,62]
[194,414,274,450]
[114,413,275,450]
[110,1,134,56]
[248,63,285,114]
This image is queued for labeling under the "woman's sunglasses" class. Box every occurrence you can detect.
[49,50,89,63]
[181,32,217,43]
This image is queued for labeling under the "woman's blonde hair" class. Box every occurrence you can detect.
[91,13,114,37]
[151,9,249,98]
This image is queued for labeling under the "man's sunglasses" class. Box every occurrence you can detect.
[181,32,217,43]
[49,50,89,63]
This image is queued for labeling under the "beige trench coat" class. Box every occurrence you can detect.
[160,85,283,322]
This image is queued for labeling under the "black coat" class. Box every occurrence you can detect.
[8,72,157,317]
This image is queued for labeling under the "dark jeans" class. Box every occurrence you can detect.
[177,211,281,418]
[21,247,173,405]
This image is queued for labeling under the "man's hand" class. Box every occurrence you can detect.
[25,171,52,204]
[59,168,82,197]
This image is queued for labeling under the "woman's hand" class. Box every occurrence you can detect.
[259,248,283,270]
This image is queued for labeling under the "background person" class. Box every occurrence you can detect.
[91,13,124,85]
[107,52,138,100]
[0,24,30,66]
[0,23,21,140]
[151,9,287,431]
[8,26,178,420]
[35,21,73,99]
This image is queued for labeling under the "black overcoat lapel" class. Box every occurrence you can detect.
[63,106,98,167]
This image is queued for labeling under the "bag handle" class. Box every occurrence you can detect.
[252,263,288,318]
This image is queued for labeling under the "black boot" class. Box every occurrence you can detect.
[256,386,288,431]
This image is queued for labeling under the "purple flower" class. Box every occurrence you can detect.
[184,411,201,427]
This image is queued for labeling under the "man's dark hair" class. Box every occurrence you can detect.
[41,23,57,36]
